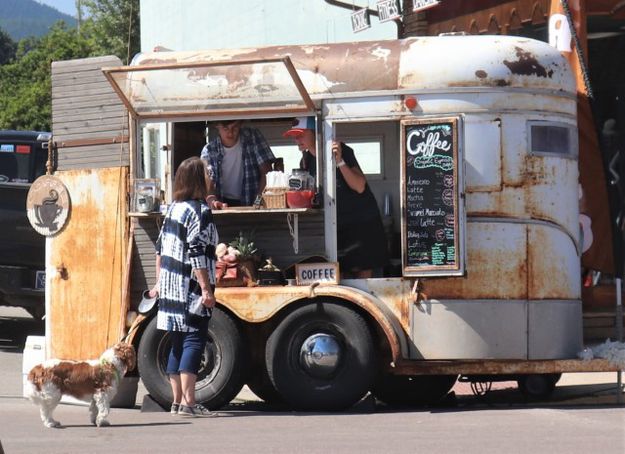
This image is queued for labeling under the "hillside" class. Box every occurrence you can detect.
[0,0,76,41]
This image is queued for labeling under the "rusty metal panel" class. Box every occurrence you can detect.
[411,299,527,359]
[398,36,574,92]
[464,117,502,192]
[47,167,128,359]
[465,187,526,218]
[124,36,575,113]
[393,358,619,375]
[526,154,579,243]
[528,300,582,359]
[216,283,406,361]
[528,224,581,300]
[423,222,527,299]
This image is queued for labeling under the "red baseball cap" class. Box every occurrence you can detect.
[283,117,315,137]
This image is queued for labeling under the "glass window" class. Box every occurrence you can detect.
[271,144,302,174]
[529,122,575,157]
[344,139,383,176]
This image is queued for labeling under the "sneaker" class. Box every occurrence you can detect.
[178,403,217,418]
[170,403,180,415]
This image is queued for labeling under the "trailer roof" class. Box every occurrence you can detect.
[103,36,575,119]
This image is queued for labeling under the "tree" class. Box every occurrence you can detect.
[0,0,140,130]
[0,27,16,65]
[0,23,96,130]
[80,0,140,64]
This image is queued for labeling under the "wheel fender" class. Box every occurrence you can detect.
[307,285,407,364]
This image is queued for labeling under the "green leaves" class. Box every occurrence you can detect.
[229,231,259,261]
[0,23,92,130]
[0,0,140,130]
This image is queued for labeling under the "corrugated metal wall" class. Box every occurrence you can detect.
[51,56,130,170]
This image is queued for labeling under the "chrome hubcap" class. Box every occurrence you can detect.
[299,333,341,379]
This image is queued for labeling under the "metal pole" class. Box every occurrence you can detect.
[616,278,623,403]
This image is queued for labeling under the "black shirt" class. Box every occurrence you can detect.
[301,144,381,229]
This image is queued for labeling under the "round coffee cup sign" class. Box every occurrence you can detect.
[26,175,70,236]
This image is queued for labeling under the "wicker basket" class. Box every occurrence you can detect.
[262,188,287,209]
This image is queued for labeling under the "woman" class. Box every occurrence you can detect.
[284,117,388,278]
[149,156,219,417]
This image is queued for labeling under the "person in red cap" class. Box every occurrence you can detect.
[284,117,388,278]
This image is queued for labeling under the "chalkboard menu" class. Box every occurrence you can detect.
[401,117,464,276]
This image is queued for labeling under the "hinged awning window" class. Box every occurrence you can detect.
[102,57,315,119]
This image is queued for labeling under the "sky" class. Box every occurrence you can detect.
[37,0,77,17]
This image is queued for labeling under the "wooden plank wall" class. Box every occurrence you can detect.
[129,212,326,310]
[130,218,161,310]
[51,56,130,170]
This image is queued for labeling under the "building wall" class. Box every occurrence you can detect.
[139,0,397,53]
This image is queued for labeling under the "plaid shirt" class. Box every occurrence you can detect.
[200,127,274,205]
[155,200,219,332]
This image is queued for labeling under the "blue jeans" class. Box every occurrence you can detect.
[166,324,208,375]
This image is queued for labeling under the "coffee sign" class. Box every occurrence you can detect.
[401,117,464,276]
[26,175,71,236]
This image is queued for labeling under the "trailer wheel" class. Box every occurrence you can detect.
[246,367,284,405]
[517,374,559,399]
[138,308,248,409]
[265,301,376,411]
[372,374,458,407]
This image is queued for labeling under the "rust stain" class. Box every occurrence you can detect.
[475,70,488,79]
[503,46,554,78]
[49,168,127,360]
[216,284,404,362]
[392,358,619,375]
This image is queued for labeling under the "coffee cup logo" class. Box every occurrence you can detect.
[27,176,70,236]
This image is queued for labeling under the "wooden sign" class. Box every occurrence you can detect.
[412,0,440,13]
[400,117,464,276]
[296,262,339,285]
[26,175,71,237]
[351,8,371,33]
[377,0,401,23]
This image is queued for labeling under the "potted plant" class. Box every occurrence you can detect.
[229,231,259,282]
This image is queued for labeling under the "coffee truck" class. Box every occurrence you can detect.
[43,35,618,411]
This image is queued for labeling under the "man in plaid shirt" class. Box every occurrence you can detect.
[200,120,275,207]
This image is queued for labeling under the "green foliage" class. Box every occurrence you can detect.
[0,0,140,130]
[81,0,140,65]
[0,23,95,130]
[0,27,15,65]
[229,231,259,261]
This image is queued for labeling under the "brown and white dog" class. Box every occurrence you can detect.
[25,342,136,428]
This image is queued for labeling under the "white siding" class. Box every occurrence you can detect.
[139,0,397,53]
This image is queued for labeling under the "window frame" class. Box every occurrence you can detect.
[527,120,578,159]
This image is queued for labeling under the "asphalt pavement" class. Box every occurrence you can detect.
[1,307,625,453]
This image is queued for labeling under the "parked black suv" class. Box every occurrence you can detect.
[0,130,50,319]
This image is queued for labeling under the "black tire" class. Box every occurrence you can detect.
[246,366,284,405]
[517,374,559,399]
[137,307,248,410]
[265,301,376,411]
[372,374,457,407]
